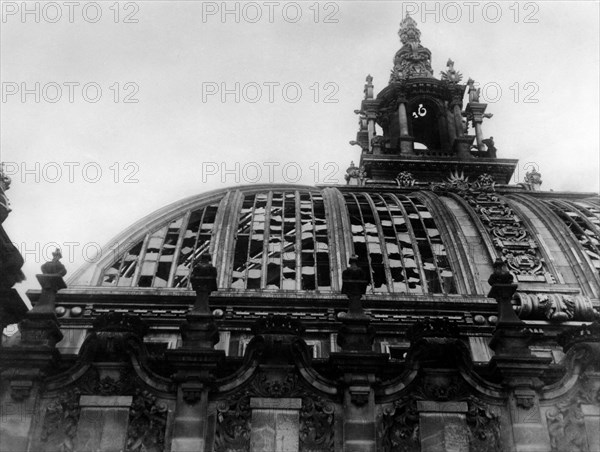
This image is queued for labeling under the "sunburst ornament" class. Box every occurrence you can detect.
[446,170,470,191]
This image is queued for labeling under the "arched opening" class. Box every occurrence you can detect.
[408,98,443,151]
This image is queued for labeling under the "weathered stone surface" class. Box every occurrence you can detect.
[74,396,132,452]
[250,408,300,452]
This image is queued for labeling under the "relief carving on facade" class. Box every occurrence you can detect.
[396,171,416,187]
[514,292,599,322]
[466,402,502,452]
[215,391,252,452]
[213,371,335,452]
[378,398,420,452]
[39,367,168,452]
[546,396,590,452]
[433,173,552,282]
[126,389,169,452]
[40,390,81,451]
[378,397,501,452]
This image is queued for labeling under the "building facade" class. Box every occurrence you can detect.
[1,15,600,452]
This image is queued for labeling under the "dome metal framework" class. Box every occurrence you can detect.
[69,184,600,300]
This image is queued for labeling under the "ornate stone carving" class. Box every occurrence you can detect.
[364,74,374,100]
[546,397,591,452]
[475,173,495,190]
[378,399,420,452]
[539,294,575,321]
[432,177,553,282]
[371,135,389,153]
[406,317,460,341]
[345,161,367,186]
[73,366,137,396]
[40,389,81,451]
[396,171,416,187]
[524,168,542,188]
[515,293,597,322]
[125,389,168,452]
[299,397,335,452]
[251,314,305,337]
[39,367,167,452]
[558,321,600,349]
[378,396,501,452]
[466,402,501,452]
[215,393,252,452]
[181,382,204,405]
[467,78,481,103]
[440,58,462,83]
[481,137,497,158]
[252,372,298,398]
[214,371,336,452]
[389,14,433,82]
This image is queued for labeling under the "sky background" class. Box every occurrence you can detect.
[1,1,599,298]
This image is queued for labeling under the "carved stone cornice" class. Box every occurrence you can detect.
[557,321,600,373]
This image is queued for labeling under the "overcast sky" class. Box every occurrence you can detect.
[1,1,599,296]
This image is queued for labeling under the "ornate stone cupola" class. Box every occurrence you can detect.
[351,15,518,186]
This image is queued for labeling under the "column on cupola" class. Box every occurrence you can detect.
[452,101,464,137]
[465,79,488,152]
[362,75,378,154]
[450,94,475,159]
[366,112,376,153]
[471,108,486,151]
[446,104,457,143]
[397,99,414,155]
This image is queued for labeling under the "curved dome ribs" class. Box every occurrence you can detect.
[341,191,456,294]
[173,204,219,288]
[544,200,600,273]
[229,190,332,291]
[418,191,478,295]
[95,187,461,294]
[100,202,220,288]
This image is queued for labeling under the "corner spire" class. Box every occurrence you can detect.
[390,14,433,82]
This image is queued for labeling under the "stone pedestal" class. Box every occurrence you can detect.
[330,352,389,452]
[1,274,65,401]
[489,325,552,451]
[465,102,488,151]
[30,274,66,314]
[337,313,376,352]
[180,312,219,349]
[453,136,475,159]
[168,305,224,452]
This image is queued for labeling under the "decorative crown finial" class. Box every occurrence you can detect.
[390,15,433,82]
[398,14,421,45]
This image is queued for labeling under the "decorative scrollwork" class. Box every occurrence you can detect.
[466,402,501,452]
[125,389,168,452]
[299,397,335,452]
[377,399,420,452]
[40,390,81,452]
[546,397,591,452]
[396,171,416,187]
[213,371,336,452]
[433,177,553,282]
